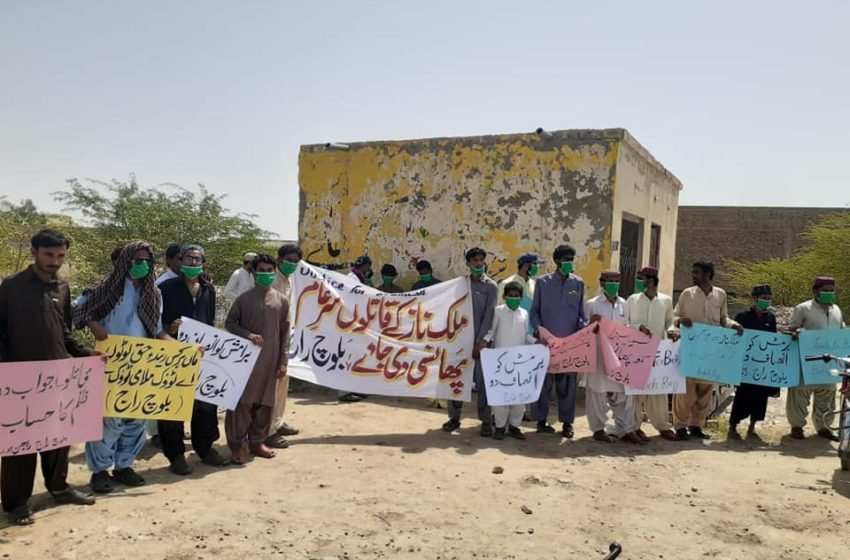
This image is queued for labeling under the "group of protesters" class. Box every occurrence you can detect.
[0,228,844,525]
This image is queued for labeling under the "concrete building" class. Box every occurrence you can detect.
[674,206,849,298]
[298,128,682,295]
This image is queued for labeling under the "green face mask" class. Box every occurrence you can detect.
[469,265,485,277]
[603,282,620,297]
[280,260,298,276]
[255,272,276,287]
[128,261,150,280]
[419,273,433,283]
[382,276,395,286]
[756,298,771,311]
[529,264,539,277]
[818,291,836,305]
[634,279,646,293]
[181,265,204,279]
[559,261,574,276]
[505,297,521,311]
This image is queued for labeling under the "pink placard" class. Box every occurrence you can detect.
[598,319,660,389]
[0,356,105,456]
[538,326,597,374]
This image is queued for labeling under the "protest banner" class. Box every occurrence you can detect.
[480,345,549,406]
[177,317,260,409]
[798,329,850,384]
[680,324,745,385]
[287,263,475,401]
[625,339,686,395]
[1,356,105,457]
[740,330,801,388]
[597,319,660,389]
[96,335,202,421]
[537,326,596,374]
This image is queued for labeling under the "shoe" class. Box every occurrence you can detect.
[265,433,290,449]
[659,429,678,441]
[688,426,711,440]
[790,427,805,439]
[201,448,230,467]
[675,428,690,441]
[727,428,742,441]
[593,430,613,442]
[8,505,34,525]
[89,471,116,494]
[492,427,506,440]
[536,421,556,434]
[508,426,526,440]
[621,432,646,445]
[562,423,574,439]
[276,423,300,436]
[480,423,494,438]
[111,467,146,487]
[442,418,461,432]
[168,455,193,475]
[51,486,95,506]
[635,429,650,443]
[338,393,363,403]
[817,428,840,442]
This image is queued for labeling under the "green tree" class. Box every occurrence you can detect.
[54,176,275,290]
[726,212,850,312]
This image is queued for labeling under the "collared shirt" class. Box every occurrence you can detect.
[271,270,292,300]
[585,293,628,393]
[159,276,217,329]
[411,276,441,290]
[468,275,498,346]
[0,266,91,362]
[223,267,254,301]
[530,272,586,337]
[155,268,179,286]
[76,278,164,338]
[735,308,776,333]
[674,285,737,328]
[789,299,845,330]
[626,291,674,339]
[497,273,536,305]
[487,305,535,348]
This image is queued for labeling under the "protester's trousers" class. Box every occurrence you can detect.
[447,360,492,423]
[1,447,69,512]
[729,383,773,426]
[226,403,272,448]
[158,400,220,462]
[672,378,714,429]
[85,417,146,472]
[269,375,290,436]
[633,394,672,432]
[586,389,635,436]
[493,405,525,428]
[786,384,836,431]
[530,373,577,424]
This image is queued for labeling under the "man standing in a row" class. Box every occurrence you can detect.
[158,245,229,474]
[673,261,743,440]
[0,229,96,525]
[223,252,258,303]
[497,253,543,309]
[530,245,586,439]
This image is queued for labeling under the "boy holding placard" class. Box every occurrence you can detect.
[488,282,535,440]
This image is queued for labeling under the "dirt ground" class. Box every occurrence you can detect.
[1,389,849,560]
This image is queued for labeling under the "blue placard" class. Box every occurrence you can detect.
[680,324,745,385]
[740,330,801,388]
[798,329,850,385]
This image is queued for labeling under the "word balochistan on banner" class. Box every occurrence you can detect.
[96,335,202,421]
[1,356,105,457]
[480,345,549,406]
[178,317,260,410]
[287,263,475,401]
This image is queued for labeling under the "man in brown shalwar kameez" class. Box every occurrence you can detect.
[224,254,290,463]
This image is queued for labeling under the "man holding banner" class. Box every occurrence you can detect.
[625,266,678,442]
[443,247,498,436]
[0,229,96,525]
[530,244,586,439]
[787,276,844,441]
[673,261,743,440]
[74,241,172,493]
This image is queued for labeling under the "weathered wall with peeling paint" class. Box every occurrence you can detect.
[298,129,680,295]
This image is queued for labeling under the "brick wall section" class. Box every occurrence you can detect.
[674,206,848,298]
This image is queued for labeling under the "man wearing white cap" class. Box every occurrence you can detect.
[224,252,258,302]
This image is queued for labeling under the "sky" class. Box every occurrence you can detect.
[2,1,848,240]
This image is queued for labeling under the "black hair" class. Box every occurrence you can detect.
[31,229,70,250]
[165,243,182,260]
[465,247,486,262]
[644,273,659,287]
[277,244,303,259]
[354,255,371,267]
[503,281,524,297]
[251,253,277,271]
[416,260,432,273]
[692,261,715,280]
[381,264,398,277]
[553,244,576,262]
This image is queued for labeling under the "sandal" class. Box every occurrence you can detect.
[9,506,34,525]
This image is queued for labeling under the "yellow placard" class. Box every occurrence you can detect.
[96,335,202,421]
